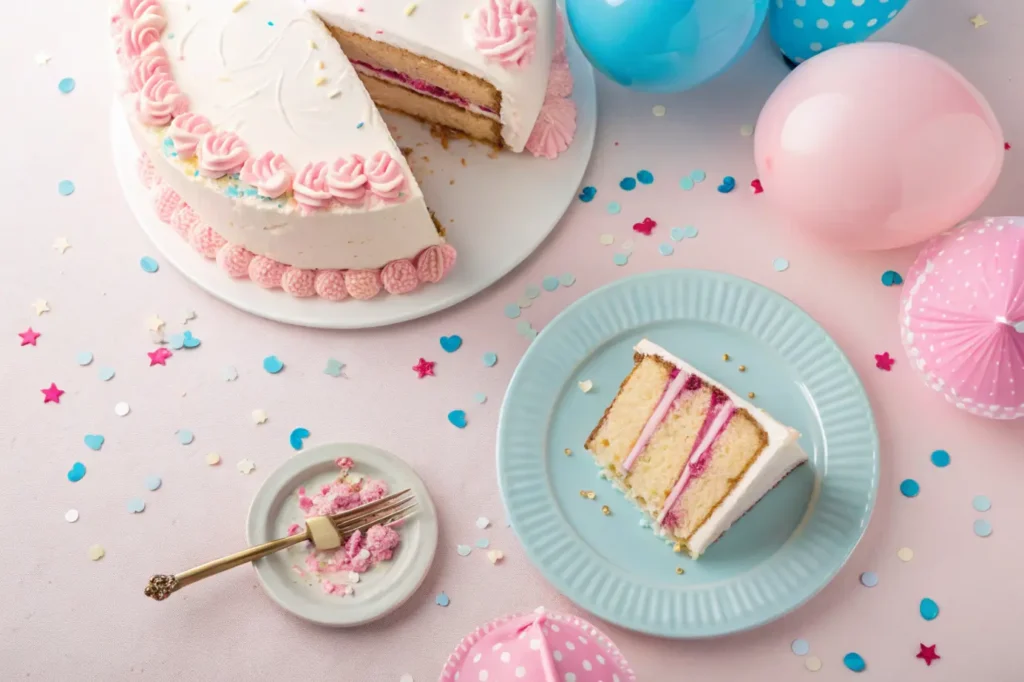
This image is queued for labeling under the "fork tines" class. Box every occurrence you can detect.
[330,489,416,537]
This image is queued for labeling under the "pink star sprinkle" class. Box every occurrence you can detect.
[875,352,895,371]
[916,644,940,666]
[148,348,173,366]
[750,178,764,194]
[632,217,656,236]
[413,358,435,378]
[18,328,41,346]
[41,383,64,404]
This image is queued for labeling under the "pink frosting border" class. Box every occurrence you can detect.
[139,154,455,301]
[525,8,576,160]
[437,609,637,682]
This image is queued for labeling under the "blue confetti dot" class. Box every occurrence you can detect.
[58,77,76,94]
[682,225,699,239]
[515,320,532,335]
[482,352,498,367]
[670,227,685,242]
[881,270,904,286]
[679,177,695,191]
[76,351,94,366]
[900,478,920,498]
[791,639,810,656]
[263,355,285,374]
[972,495,992,512]
[974,518,993,537]
[717,176,736,193]
[473,392,487,404]
[504,303,521,319]
[559,273,576,287]
[140,256,159,273]
[636,170,654,185]
[690,169,706,183]
[97,366,115,382]
[578,186,596,202]
[267,20,275,26]
[127,498,146,513]
[475,538,490,549]
[356,121,364,129]
[145,475,162,491]
[435,591,450,607]
[176,429,194,445]
[919,597,939,621]
[289,427,311,451]
[67,462,87,482]
[859,571,879,588]
[447,410,467,429]
[619,177,637,191]
[930,449,950,467]
[613,253,629,267]
[542,276,560,292]
[606,201,621,215]
[773,257,790,272]
[658,243,674,256]
[58,180,75,196]
[843,652,866,672]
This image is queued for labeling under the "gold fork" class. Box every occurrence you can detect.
[144,489,416,601]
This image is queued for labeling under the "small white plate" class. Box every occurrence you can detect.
[246,443,438,627]
[109,35,597,329]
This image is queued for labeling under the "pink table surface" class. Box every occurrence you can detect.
[3,2,1024,680]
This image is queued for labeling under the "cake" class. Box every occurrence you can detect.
[110,0,575,301]
[585,339,808,558]
[439,607,636,682]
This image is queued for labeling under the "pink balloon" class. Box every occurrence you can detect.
[901,217,1024,420]
[755,43,1004,251]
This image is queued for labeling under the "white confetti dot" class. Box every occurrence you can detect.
[565,674,576,682]
[553,650,563,662]
[88,544,105,561]
[652,104,666,117]
[515,667,526,678]
[500,652,511,663]
[473,653,482,663]
[867,17,878,27]
[205,452,221,466]
[805,656,822,672]
[476,516,490,529]
[582,659,592,671]
[478,671,488,682]
[65,509,79,523]
[530,639,541,650]
[816,18,828,29]
[809,42,823,52]
[897,547,914,562]
[114,401,130,417]
[565,641,575,651]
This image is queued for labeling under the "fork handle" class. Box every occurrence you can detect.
[145,531,310,601]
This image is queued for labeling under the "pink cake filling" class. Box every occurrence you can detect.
[350,60,500,120]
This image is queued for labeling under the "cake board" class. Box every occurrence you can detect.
[109,37,597,330]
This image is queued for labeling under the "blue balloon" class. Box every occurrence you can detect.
[566,0,769,92]
[770,0,910,63]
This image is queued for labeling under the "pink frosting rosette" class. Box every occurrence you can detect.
[546,60,573,98]
[344,270,383,300]
[128,45,171,93]
[169,113,212,159]
[198,130,249,178]
[381,259,419,295]
[138,73,187,127]
[364,151,406,203]
[136,153,159,189]
[216,244,255,279]
[473,0,539,69]
[170,204,201,239]
[415,244,457,284]
[314,270,349,301]
[121,12,165,59]
[248,256,288,289]
[293,161,333,215]
[189,225,227,259]
[119,0,164,23]
[281,268,318,298]
[241,151,295,199]
[153,185,183,223]
[526,96,576,160]
[327,155,368,206]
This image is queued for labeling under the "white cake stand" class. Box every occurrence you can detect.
[109,41,597,329]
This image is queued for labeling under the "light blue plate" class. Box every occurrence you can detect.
[497,270,878,637]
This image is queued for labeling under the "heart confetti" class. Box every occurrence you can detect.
[447,410,468,429]
[289,427,311,451]
[84,434,104,451]
[439,335,463,353]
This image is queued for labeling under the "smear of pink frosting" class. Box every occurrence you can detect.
[473,0,538,69]
[546,60,573,98]
[526,95,576,160]
[293,161,332,215]
[137,73,187,126]
[240,151,295,199]
[169,112,212,159]
[122,13,165,59]
[327,155,368,205]
[128,45,171,93]
[364,152,406,203]
[198,130,249,178]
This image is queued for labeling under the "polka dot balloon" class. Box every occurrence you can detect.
[900,218,1024,420]
[769,0,910,64]
[439,608,635,682]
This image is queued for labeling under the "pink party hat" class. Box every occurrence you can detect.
[438,608,635,682]
[901,217,1024,419]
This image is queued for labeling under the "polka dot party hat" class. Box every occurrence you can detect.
[901,217,1024,420]
[438,607,635,682]
[769,0,909,63]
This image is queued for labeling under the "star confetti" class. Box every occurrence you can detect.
[875,352,895,371]
[413,358,435,378]
[19,328,41,346]
[632,217,656,236]
[916,644,940,666]
[41,383,65,404]
[324,358,345,377]
[32,299,50,316]
[181,310,196,324]
[237,459,256,474]
[147,315,165,332]
[252,409,268,425]
[52,237,71,254]
[148,348,172,366]
[35,52,52,65]
[970,13,988,28]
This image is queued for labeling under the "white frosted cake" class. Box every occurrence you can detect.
[111,0,574,301]
[585,340,808,558]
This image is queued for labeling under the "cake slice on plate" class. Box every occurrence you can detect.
[585,339,808,558]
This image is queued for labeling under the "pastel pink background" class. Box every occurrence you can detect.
[3,1,1024,681]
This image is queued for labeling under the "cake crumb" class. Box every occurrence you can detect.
[404,3,417,16]
[449,179,455,186]
[314,76,327,87]
[564,448,573,456]
[673,542,683,553]
[722,353,730,361]
[308,40,318,49]
[676,567,685,575]
[738,365,747,372]
[461,158,467,167]
[601,505,611,516]
[231,0,248,12]
[748,392,756,399]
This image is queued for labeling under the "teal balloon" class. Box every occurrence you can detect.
[566,0,769,92]
[770,0,910,63]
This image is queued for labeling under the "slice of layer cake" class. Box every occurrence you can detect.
[585,339,807,558]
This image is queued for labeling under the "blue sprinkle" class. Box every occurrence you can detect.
[482,352,498,367]
[670,227,685,242]
[658,244,674,256]
[76,351,94,366]
[225,185,241,198]
[166,33,174,39]
[636,170,654,185]
[289,427,311,451]
[606,201,621,215]
[974,518,993,537]
[900,478,920,498]
[525,285,541,300]
[881,270,904,286]
[859,571,878,588]
[930,449,950,467]
[504,303,521,319]
[83,434,104,451]
[773,257,790,272]
[717,176,736,193]
[267,20,275,26]
[679,177,695,191]
[919,597,939,621]
[559,273,576,287]
[244,187,259,197]
[690,169,706,183]
[67,462,87,482]
[145,475,162,491]
[127,498,146,514]
[475,538,490,549]
[790,639,809,656]
[843,652,866,672]
[176,429,194,445]
[613,253,629,267]
[473,392,487,404]
[447,410,467,429]
[263,355,285,374]
[578,186,596,202]
[58,77,76,94]
[139,256,160,273]
[682,225,699,239]
[440,335,463,353]
[58,180,75,196]
[97,367,115,382]
[972,495,992,512]
[163,137,174,149]
[542,276,560,292]
[619,177,637,191]
[435,591,450,607]
[356,121,364,129]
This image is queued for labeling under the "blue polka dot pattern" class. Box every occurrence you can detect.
[899,478,920,498]
[930,449,950,467]
[769,0,910,63]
